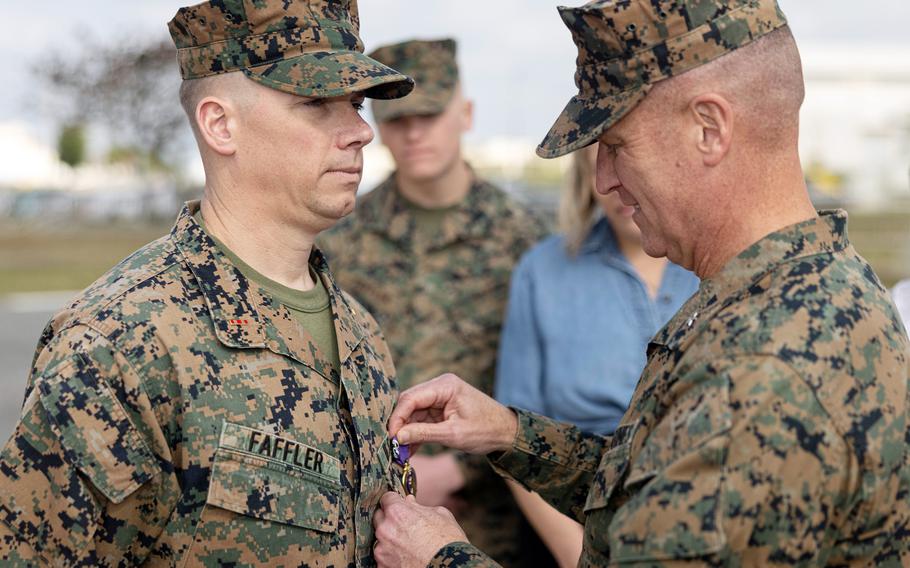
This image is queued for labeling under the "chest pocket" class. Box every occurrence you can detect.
[606,375,732,563]
[580,420,640,563]
[203,422,341,532]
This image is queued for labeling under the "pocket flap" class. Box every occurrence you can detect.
[627,377,732,486]
[207,422,341,532]
[583,420,640,512]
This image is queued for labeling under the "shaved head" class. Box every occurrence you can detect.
[179,73,260,139]
[650,25,804,151]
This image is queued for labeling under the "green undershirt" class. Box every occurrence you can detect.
[194,212,340,377]
[405,198,458,246]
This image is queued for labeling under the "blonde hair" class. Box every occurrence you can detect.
[558,145,599,256]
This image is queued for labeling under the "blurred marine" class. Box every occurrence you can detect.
[0,0,417,565]
[320,38,549,567]
[370,1,910,566]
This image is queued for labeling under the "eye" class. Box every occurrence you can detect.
[303,98,326,108]
[352,100,365,112]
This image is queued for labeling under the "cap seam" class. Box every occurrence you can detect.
[176,20,357,53]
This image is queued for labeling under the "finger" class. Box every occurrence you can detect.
[380,491,404,509]
[373,542,391,567]
[397,420,455,446]
[389,381,452,435]
[372,507,385,530]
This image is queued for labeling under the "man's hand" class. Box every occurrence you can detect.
[389,373,518,455]
[373,492,468,568]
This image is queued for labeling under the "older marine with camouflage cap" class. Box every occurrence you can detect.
[0,0,416,566]
[372,1,910,566]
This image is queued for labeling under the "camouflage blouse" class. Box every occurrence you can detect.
[433,211,910,566]
[0,202,404,567]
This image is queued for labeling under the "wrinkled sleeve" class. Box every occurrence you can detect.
[494,256,546,415]
[488,409,608,523]
[0,328,172,566]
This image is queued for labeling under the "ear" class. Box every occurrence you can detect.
[688,93,733,167]
[196,96,238,157]
[459,98,474,133]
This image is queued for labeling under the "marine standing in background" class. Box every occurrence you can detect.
[320,38,549,567]
[371,1,910,566]
[0,0,415,565]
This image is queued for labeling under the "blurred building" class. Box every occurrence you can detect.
[0,122,179,222]
[799,44,910,207]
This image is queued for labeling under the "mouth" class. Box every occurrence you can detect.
[403,148,434,159]
[608,187,641,213]
[326,166,362,179]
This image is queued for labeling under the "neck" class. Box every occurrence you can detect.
[395,160,472,209]
[692,155,817,280]
[618,233,668,298]
[199,184,317,291]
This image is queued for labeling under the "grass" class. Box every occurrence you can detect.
[0,225,172,295]
[0,208,907,295]
[845,208,910,288]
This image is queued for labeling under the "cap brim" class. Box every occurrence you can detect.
[242,50,414,100]
[536,86,649,159]
[371,85,454,122]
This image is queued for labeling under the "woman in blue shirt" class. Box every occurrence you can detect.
[495,145,699,567]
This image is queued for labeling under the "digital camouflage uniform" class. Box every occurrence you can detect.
[0,204,411,566]
[436,211,910,566]
[427,0,910,565]
[1,0,416,565]
[320,39,549,566]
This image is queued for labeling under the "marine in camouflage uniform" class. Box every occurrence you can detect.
[372,1,910,566]
[0,0,417,565]
[320,39,548,567]
[438,210,910,565]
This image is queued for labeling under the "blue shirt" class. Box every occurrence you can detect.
[494,218,699,435]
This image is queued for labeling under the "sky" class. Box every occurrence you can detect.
[2,0,910,150]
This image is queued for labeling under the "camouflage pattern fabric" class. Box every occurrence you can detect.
[369,38,459,123]
[537,0,788,158]
[319,174,547,566]
[0,201,408,567]
[427,210,910,566]
[168,0,413,100]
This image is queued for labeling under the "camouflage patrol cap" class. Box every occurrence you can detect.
[368,39,459,123]
[537,0,788,158]
[167,0,414,100]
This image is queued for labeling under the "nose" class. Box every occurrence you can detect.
[595,142,620,195]
[339,105,375,149]
[402,116,428,143]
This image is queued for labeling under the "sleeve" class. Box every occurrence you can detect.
[595,355,855,565]
[428,541,503,568]
[494,256,547,415]
[488,409,609,523]
[0,327,175,566]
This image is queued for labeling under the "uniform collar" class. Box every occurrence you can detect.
[651,210,850,351]
[172,201,366,374]
[357,166,500,249]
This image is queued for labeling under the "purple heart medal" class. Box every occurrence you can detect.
[391,437,417,496]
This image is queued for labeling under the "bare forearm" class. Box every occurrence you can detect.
[506,480,583,568]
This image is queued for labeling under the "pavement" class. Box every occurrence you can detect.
[0,292,76,446]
